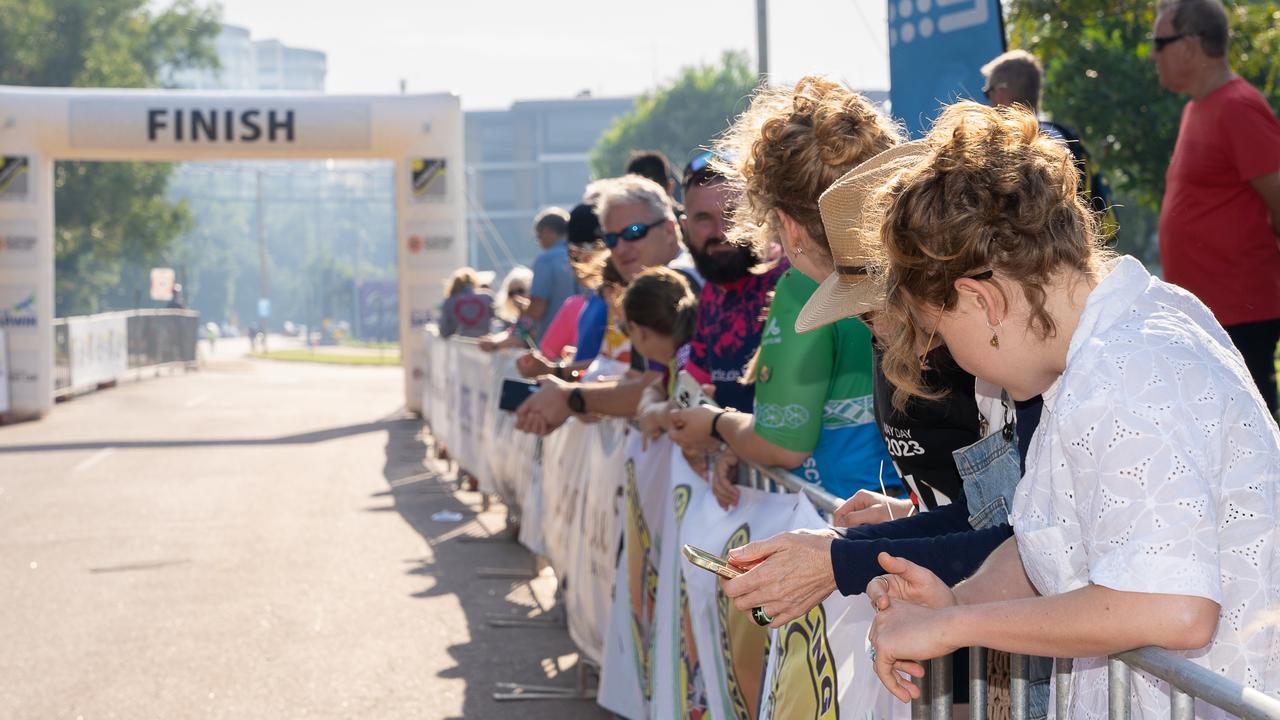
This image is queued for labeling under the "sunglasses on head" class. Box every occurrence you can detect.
[602,219,665,249]
[682,150,731,189]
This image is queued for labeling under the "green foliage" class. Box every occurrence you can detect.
[590,50,758,179]
[0,0,220,314]
[1006,0,1280,260]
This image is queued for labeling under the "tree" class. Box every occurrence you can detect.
[1006,0,1280,260]
[590,50,759,180]
[0,0,220,314]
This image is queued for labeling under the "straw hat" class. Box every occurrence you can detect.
[795,140,930,334]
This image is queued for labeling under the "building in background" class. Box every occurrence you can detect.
[163,24,325,91]
[465,95,635,272]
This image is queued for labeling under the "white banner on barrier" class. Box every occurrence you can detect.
[67,314,127,389]
[0,329,9,413]
[598,432,672,719]
[562,418,627,666]
[679,486,814,720]
[650,443,713,719]
[756,497,908,720]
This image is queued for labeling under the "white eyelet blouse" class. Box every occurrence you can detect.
[1010,256,1279,719]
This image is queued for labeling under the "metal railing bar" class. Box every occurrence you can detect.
[970,646,989,720]
[1108,656,1132,720]
[1171,687,1195,720]
[1118,648,1280,720]
[929,655,953,720]
[1010,653,1030,720]
[1055,657,1072,718]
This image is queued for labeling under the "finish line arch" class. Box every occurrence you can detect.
[0,86,466,419]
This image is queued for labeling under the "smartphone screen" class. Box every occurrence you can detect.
[682,544,744,579]
[497,378,539,411]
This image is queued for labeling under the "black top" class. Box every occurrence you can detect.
[871,344,985,509]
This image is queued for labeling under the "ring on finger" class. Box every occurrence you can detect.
[868,644,878,662]
[751,606,773,627]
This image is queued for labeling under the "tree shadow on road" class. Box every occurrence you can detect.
[377,411,606,720]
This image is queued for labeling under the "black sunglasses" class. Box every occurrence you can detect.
[1152,33,1189,51]
[602,219,665,249]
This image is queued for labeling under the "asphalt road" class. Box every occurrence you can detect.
[0,345,607,719]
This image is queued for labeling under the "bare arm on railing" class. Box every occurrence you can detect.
[514,370,660,436]
[865,544,1221,702]
[668,407,809,476]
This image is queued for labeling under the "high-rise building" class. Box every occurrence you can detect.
[465,95,635,272]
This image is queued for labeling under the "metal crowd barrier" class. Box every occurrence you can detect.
[53,309,199,395]
[739,466,1280,720]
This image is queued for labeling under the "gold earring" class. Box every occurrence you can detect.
[793,245,805,256]
[987,320,1000,348]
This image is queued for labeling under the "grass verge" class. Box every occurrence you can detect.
[250,350,401,366]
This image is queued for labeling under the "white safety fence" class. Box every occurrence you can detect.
[420,329,1280,720]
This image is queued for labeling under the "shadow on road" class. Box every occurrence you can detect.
[0,420,399,453]
[376,411,604,720]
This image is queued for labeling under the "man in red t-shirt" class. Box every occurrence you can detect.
[1153,0,1280,417]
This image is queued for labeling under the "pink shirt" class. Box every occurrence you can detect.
[539,294,586,360]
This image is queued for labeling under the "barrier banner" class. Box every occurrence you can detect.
[757,497,907,720]
[449,340,493,490]
[679,486,817,720]
[598,432,674,719]
[0,329,8,413]
[562,418,627,665]
[650,444,711,720]
[67,314,127,389]
[540,416,594,574]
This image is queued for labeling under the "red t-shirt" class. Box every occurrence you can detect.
[1159,77,1280,326]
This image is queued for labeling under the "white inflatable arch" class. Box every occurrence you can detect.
[0,86,465,419]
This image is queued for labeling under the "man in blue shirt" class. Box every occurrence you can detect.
[525,207,578,340]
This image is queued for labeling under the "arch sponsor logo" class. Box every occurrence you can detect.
[0,156,29,201]
[0,287,37,330]
[410,158,447,202]
[0,220,38,268]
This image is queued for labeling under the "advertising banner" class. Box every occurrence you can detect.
[0,329,9,413]
[67,314,127,390]
[887,0,1006,136]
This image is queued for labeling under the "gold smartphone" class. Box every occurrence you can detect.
[682,544,744,579]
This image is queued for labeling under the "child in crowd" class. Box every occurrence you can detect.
[621,266,698,403]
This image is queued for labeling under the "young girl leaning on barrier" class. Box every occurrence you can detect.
[622,266,698,427]
[864,101,1279,715]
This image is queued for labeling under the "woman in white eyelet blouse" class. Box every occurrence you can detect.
[858,102,1279,719]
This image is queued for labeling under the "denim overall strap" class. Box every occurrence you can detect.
[953,405,1020,531]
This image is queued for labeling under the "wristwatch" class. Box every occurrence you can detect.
[567,387,586,414]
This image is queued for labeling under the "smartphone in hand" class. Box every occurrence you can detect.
[682,544,744,579]
[498,378,539,411]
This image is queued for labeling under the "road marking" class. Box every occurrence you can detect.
[184,394,210,408]
[74,447,115,473]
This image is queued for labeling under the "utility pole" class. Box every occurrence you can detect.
[256,169,269,353]
[756,0,769,81]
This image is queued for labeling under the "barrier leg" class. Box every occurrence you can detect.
[492,652,598,701]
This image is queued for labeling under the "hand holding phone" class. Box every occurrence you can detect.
[498,378,539,411]
[682,544,744,580]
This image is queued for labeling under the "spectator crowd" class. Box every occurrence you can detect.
[433,1,1280,715]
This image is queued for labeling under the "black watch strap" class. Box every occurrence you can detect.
[567,387,586,414]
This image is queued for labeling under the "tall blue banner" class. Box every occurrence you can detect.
[887,0,1007,137]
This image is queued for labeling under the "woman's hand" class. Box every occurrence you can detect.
[667,405,720,451]
[636,399,672,449]
[866,552,962,702]
[515,351,556,379]
[720,529,839,628]
[865,552,958,612]
[712,449,741,509]
[832,490,916,528]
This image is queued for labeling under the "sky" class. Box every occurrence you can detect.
[194,0,890,109]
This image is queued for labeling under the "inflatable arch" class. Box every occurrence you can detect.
[0,86,466,419]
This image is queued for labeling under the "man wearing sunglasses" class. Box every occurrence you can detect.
[1153,0,1280,419]
[515,175,701,435]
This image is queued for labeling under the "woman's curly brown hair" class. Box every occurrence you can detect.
[714,76,901,256]
[877,101,1112,410]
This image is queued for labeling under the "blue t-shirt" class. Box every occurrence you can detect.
[573,293,608,362]
[529,240,580,340]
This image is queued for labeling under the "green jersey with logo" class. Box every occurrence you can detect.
[751,270,897,498]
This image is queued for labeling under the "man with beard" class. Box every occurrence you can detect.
[679,152,786,412]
